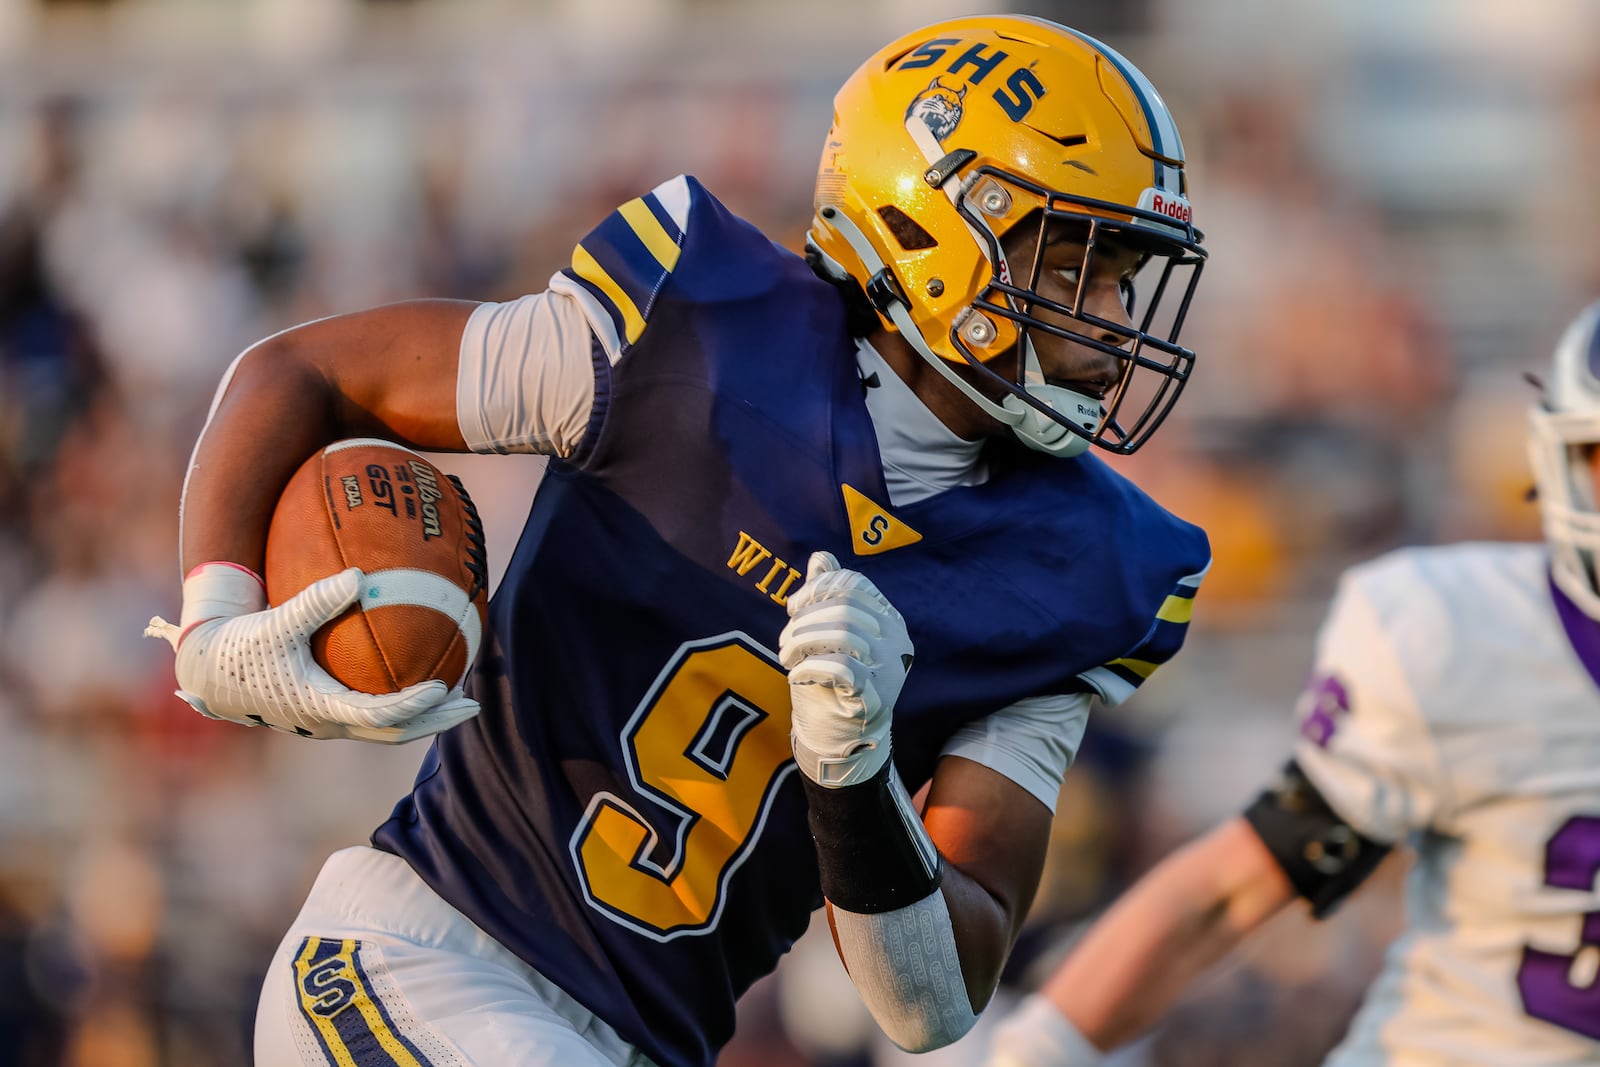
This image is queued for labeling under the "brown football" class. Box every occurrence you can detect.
[264,438,489,695]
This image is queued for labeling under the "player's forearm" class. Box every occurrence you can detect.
[937,857,1015,1011]
[921,754,1052,1013]
[820,854,1013,1053]
[1039,816,1293,1051]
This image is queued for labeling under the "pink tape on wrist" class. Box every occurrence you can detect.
[184,560,264,587]
[181,561,268,630]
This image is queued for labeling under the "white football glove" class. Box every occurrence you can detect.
[779,551,914,787]
[144,562,479,744]
[984,994,1105,1067]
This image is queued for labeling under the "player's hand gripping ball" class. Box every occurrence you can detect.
[143,439,487,743]
[265,438,490,694]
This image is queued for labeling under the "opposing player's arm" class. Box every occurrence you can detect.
[1243,758,1394,918]
[988,815,1293,1066]
[987,762,1396,1067]
[988,559,1428,1065]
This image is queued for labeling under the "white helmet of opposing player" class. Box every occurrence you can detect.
[1528,299,1600,619]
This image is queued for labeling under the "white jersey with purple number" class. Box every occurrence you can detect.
[1292,542,1600,1066]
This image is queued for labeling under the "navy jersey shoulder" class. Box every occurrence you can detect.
[375,177,1209,1067]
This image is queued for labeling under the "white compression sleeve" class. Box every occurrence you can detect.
[455,291,598,457]
[830,888,978,1053]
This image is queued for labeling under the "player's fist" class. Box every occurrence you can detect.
[145,562,479,744]
[779,551,913,787]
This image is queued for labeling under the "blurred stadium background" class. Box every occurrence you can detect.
[1,0,1597,1063]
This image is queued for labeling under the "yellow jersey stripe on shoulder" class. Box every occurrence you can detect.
[1106,656,1160,680]
[619,197,682,271]
[571,243,647,344]
[557,183,687,353]
[1156,594,1194,624]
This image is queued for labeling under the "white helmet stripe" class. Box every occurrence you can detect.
[902,114,1001,273]
[1051,23,1185,186]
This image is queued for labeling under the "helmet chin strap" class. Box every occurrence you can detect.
[822,207,1100,458]
[1003,337,1102,457]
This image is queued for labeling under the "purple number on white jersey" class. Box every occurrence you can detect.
[1516,815,1600,1040]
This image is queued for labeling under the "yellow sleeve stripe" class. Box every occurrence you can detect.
[347,952,427,1067]
[1156,593,1194,624]
[571,243,647,344]
[294,936,433,1067]
[1106,656,1159,680]
[619,197,683,271]
[296,936,360,1067]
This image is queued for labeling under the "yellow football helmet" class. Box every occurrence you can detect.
[808,15,1206,456]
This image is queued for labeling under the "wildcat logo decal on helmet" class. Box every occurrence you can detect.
[906,78,967,142]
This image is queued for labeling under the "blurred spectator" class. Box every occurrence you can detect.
[0,100,106,529]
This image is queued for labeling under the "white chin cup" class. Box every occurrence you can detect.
[1002,385,1102,457]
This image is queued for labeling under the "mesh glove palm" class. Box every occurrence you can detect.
[146,564,478,744]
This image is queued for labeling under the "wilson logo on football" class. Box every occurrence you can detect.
[1137,188,1193,226]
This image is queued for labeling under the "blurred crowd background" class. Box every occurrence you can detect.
[1,0,1598,1064]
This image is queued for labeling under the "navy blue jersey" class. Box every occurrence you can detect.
[374,177,1209,1067]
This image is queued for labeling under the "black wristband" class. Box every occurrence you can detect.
[1243,758,1391,919]
[802,760,941,914]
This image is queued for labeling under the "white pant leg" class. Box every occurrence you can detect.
[254,845,652,1067]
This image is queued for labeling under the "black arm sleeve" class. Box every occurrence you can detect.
[1243,758,1392,919]
[802,759,942,914]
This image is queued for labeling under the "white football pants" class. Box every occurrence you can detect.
[254,845,657,1067]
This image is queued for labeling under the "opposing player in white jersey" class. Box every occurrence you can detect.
[984,299,1600,1066]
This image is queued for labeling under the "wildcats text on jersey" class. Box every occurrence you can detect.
[726,532,804,606]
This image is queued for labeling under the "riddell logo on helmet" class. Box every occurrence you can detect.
[1152,194,1190,223]
[1138,188,1192,225]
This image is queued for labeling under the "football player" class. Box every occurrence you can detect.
[984,303,1600,1066]
[146,16,1212,1067]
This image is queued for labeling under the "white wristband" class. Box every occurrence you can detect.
[988,992,1104,1067]
[180,562,267,631]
